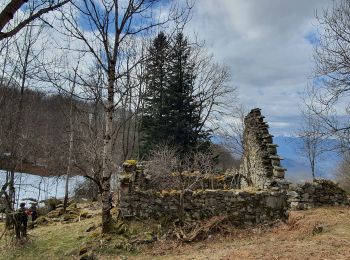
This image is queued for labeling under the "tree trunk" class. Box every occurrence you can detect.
[37,177,43,205]
[63,93,75,212]
[179,190,184,222]
[8,170,15,209]
[16,172,22,208]
[311,158,315,181]
[63,127,74,212]
[7,32,30,210]
[101,68,115,233]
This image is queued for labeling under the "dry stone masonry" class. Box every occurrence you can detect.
[287,179,349,210]
[118,108,349,225]
[240,108,288,190]
[120,189,288,224]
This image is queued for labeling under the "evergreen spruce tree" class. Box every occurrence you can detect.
[140,32,170,156]
[141,32,210,158]
[167,32,201,155]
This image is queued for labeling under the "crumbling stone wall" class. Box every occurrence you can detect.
[119,170,239,192]
[120,160,243,192]
[287,180,349,210]
[118,108,349,223]
[119,161,289,223]
[240,108,288,189]
[120,189,288,224]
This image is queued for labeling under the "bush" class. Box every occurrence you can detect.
[42,198,62,211]
[74,179,100,200]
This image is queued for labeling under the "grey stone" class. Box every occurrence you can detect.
[287,191,299,198]
[266,196,285,209]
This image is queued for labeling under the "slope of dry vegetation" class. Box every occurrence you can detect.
[1,205,350,260]
[135,206,350,260]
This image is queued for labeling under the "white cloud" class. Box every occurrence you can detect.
[186,0,331,135]
[2,0,333,136]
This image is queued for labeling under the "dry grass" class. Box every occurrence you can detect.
[1,206,350,260]
[132,206,350,260]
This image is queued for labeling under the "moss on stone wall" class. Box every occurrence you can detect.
[120,189,288,224]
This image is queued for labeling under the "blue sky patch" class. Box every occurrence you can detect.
[305,30,319,46]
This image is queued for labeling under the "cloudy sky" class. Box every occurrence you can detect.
[1,0,333,136]
[186,0,331,136]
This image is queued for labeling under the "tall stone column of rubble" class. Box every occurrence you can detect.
[240,108,289,189]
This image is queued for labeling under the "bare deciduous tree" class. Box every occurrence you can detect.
[0,0,70,41]
[59,0,192,233]
[144,144,180,190]
[297,111,327,180]
[62,64,80,212]
[144,144,215,221]
[307,0,350,151]
[192,49,234,139]
[144,144,217,191]
[335,152,350,192]
[0,23,46,209]
[216,104,246,159]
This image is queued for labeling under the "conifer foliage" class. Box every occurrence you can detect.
[141,32,209,157]
[141,32,171,155]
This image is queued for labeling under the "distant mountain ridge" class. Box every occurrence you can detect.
[212,135,341,182]
[272,136,340,182]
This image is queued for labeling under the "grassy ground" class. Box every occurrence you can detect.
[0,217,96,259]
[1,206,350,260]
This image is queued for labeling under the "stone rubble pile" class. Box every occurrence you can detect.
[287,179,349,210]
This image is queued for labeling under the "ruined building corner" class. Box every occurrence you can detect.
[240,108,289,190]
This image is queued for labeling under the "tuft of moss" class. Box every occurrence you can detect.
[124,159,137,165]
[35,216,52,225]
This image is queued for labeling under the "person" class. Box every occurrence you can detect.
[15,202,28,239]
[30,204,38,222]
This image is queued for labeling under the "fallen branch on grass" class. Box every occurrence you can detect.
[174,215,227,242]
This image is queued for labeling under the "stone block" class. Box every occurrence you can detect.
[266,196,285,209]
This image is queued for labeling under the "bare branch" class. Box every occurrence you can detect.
[0,0,71,41]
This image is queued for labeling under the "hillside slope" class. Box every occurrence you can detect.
[1,206,350,259]
[137,206,350,260]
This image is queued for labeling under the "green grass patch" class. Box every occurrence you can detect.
[0,219,94,260]
[0,216,163,260]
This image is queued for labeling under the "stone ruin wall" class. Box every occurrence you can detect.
[118,160,288,222]
[120,188,288,224]
[287,180,349,210]
[239,108,348,208]
[118,108,349,222]
[240,108,288,190]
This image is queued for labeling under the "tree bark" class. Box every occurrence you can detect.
[63,96,74,212]
[101,66,115,233]
[0,0,28,31]
[8,170,15,209]
[0,0,70,41]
